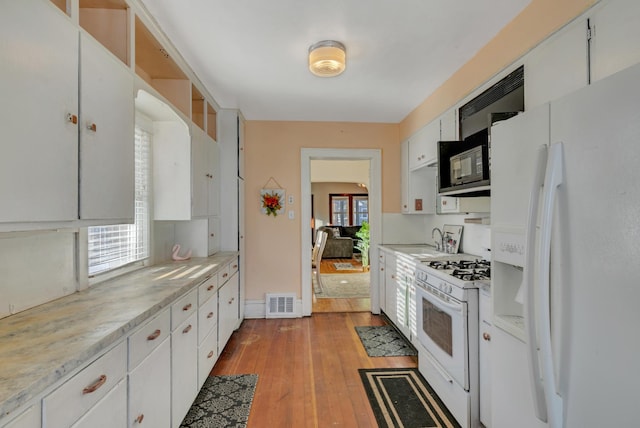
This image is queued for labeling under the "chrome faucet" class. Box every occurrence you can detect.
[432,227,445,253]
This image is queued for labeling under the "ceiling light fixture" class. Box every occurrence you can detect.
[308,40,346,77]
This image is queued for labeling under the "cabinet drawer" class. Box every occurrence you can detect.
[128,309,170,369]
[198,274,218,307]
[198,327,218,389]
[43,341,126,428]
[217,264,230,285]
[2,403,40,428]
[228,258,239,276]
[171,289,197,330]
[70,378,126,428]
[198,293,218,344]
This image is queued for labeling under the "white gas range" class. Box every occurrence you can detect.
[414,257,490,428]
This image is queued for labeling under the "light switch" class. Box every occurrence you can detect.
[288,210,295,219]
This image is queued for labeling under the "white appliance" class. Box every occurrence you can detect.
[415,258,489,428]
[490,61,640,428]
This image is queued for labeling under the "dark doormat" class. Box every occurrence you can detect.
[355,325,417,357]
[180,374,258,428]
[359,368,461,428]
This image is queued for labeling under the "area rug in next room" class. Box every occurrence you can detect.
[355,325,417,357]
[359,368,461,428]
[315,273,370,298]
[333,262,355,270]
[180,374,258,428]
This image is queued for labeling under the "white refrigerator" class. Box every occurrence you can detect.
[490,60,640,428]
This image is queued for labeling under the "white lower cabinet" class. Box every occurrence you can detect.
[198,327,218,388]
[128,337,171,428]
[71,379,127,428]
[218,272,240,352]
[479,285,492,428]
[2,403,40,428]
[384,253,398,325]
[43,342,126,428]
[171,312,199,428]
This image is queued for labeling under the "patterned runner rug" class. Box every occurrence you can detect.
[359,368,461,428]
[180,374,258,428]
[355,325,417,357]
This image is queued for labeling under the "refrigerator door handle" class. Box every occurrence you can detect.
[523,144,549,422]
[536,142,565,428]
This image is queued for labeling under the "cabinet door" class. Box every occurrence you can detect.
[440,109,457,140]
[0,1,78,223]
[171,313,199,428]
[207,139,220,217]
[378,250,386,311]
[218,273,239,350]
[384,255,398,324]
[70,379,126,428]
[208,216,220,255]
[400,141,410,213]
[591,0,640,83]
[479,288,492,428]
[408,121,439,170]
[191,126,209,218]
[129,337,171,428]
[79,33,134,221]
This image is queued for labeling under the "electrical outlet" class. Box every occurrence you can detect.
[288,210,295,220]
[288,195,294,204]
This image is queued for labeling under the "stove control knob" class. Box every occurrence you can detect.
[448,285,453,293]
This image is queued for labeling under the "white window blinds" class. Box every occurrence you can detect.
[88,126,150,275]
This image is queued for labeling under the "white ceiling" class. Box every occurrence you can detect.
[140,0,531,123]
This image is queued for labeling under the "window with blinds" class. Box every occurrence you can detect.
[87,126,150,276]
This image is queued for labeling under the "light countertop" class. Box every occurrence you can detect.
[0,252,238,421]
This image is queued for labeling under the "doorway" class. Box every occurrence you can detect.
[300,148,382,316]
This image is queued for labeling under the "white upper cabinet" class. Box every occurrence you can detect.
[408,119,439,171]
[440,109,457,141]
[79,33,134,222]
[590,0,640,82]
[0,2,79,224]
[0,2,135,229]
[524,17,588,110]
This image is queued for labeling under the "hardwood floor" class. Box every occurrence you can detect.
[313,258,371,313]
[212,313,418,427]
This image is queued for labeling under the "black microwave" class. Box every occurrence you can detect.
[438,138,490,195]
[450,145,484,186]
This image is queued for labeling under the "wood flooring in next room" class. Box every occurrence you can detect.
[313,258,370,313]
[212,313,418,427]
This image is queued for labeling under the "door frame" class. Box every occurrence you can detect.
[300,148,382,316]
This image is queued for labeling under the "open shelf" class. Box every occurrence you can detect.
[206,103,217,140]
[192,85,205,130]
[79,0,129,66]
[135,16,190,117]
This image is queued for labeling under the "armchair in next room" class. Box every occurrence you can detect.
[317,226,353,258]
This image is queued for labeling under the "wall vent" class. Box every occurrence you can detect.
[265,293,295,318]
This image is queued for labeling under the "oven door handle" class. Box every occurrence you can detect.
[425,294,463,313]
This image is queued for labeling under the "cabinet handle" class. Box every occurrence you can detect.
[147,329,161,341]
[381,267,384,271]
[207,285,214,291]
[207,312,214,319]
[482,332,491,341]
[82,374,107,394]
[228,297,234,304]
[67,113,78,124]
[183,303,192,311]
[135,414,144,424]
[87,122,97,132]
[223,273,228,278]
[183,324,193,334]
[232,264,238,269]
[207,350,214,359]
[210,233,215,237]
[391,274,396,279]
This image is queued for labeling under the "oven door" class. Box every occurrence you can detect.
[415,283,469,390]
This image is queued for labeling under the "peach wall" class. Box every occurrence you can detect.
[244,121,398,300]
[399,0,597,140]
